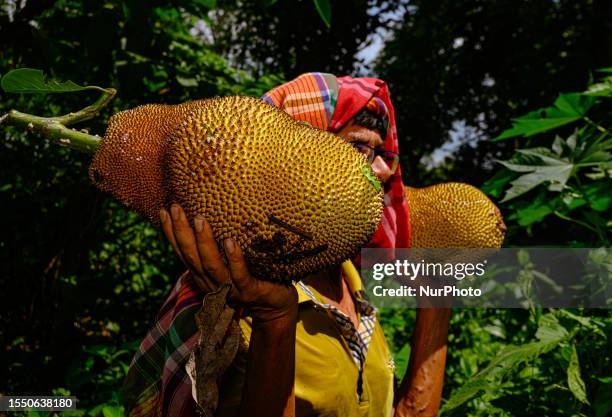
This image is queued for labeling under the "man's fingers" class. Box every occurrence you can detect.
[194,216,228,286]
[160,208,186,265]
[224,238,252,290]
[169,204,206,277]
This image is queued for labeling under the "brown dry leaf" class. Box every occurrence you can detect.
[185,283,241,417]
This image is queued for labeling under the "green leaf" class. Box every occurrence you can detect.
[576,137,612,165]
[499,147,575,202]
[362,165,381,191]
[494,94,596,140]
[535,314,569,343]
[517,147,570,165]
[83,344,114,358]
[557,309,605,336]
[594,376,612,417]
[176,75,199,87]
[498,160,538,172]
[508,192,559,226]
[102,405,124,417]
[567,343,590,404]
[313,0,331,27]
[393,343,411,380]
[440,313,570,415]
[482,169,515,198]
[501,164,572,202]
[441,341,564,413]
[583,81,612,97]
[585,182,612,212]
[1,68,107,94]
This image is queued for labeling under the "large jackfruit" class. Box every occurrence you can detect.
[406,183,505,248]
[89,96,383,282]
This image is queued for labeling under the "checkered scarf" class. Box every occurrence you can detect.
[123,73,410,417]
[124,271,203,417]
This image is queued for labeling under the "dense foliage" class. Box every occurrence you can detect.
[383,71,611,416]
[377,0,612,186]
[1,1,610,416]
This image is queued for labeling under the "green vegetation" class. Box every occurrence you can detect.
[1,1,609,416]
[383,71,612,416]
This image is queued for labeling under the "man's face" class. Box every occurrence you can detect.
[337,120,393,184]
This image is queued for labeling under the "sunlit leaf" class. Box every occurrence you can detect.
[535,314,568,343]
[440,313,569,415]
[494,94,596,140]
[583,81,612,97]
[499,147,575,202]
[501,165,572,202]
[102,405,124,417]
[1,68,108,94]
[567,344,590,404]
[176,75,198,87]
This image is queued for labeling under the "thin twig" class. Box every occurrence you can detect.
[54,88,116,126]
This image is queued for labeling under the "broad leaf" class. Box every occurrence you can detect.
[507,192,559,226]
[482,169,515,198]
[594,376,612,417]
[576,136,612,164]
[440,314,569,414]
[583,181,612,212]
[494,94,596,140]
[501,164,572,202]
[313,0,331,27]
[535,314,568,343]
[567,344,590,404]
[498,160,538,172]
[499,147,575,202]
[1,68,107,93]
[583,80,612,97]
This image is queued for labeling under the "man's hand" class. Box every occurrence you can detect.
[161,204,298,322]
[162,204,297,417]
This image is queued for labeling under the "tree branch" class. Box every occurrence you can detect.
[0,88,116,154]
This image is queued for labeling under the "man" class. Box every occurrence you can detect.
[123,73,446,417]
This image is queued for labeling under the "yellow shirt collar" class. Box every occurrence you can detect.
[295,260,362,304]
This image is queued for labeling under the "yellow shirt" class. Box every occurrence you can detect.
[216,261,395,417]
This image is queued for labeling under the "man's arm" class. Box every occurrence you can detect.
[241,308,297,417]
[163,205,297,417]
[393,308,451,417]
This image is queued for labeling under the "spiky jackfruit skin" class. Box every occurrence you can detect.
[90,96,383,282]
[406,183,505,248]
[89,101,203,224]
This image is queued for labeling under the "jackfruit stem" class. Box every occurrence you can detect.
[54,88,117,126]
[0,88,116,154]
